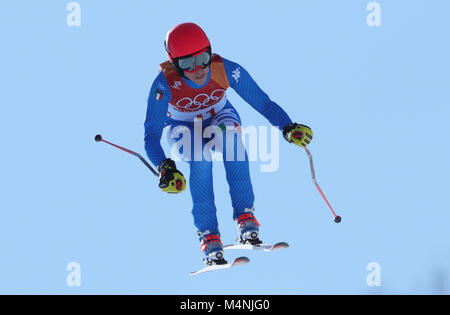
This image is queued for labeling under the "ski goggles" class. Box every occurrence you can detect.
[176,48,211,73]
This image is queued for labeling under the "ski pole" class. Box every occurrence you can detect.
[304,147,341,223]
[95,134,159,177]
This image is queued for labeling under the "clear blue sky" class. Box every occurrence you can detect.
[0,0,449,294]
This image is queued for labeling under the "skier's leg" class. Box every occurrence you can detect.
[189,158,226,263]
[209,104,261,244]
[164,120,224,262]
[188,159,218,236]
[209,105,256,219]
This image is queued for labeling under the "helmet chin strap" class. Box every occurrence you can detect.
[164,42,186,76]
[164,40,172,59]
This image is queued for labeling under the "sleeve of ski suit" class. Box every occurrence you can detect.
[221,57,293,130]
[144,70,171,167]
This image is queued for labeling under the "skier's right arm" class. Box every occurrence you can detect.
[144,71,171,170]
[144,71,186,194]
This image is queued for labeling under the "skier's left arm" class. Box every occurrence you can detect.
[222,57,313,147]
[222,57,292,129]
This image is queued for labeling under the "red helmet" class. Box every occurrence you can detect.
[165,23,211,61]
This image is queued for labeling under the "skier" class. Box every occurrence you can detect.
[144,23,313,266]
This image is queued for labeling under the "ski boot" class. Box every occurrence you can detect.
[200,234,228,266]
[236,210,262,245]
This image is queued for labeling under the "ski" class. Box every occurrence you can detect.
[189,256,250,276]
[223,241,289,252]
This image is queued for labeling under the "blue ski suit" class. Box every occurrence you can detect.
[144,55,292,237]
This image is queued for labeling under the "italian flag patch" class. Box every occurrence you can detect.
[154,89,164,101]
[234,122,242,133]
[217,122,242,134]
[218,123,226,133]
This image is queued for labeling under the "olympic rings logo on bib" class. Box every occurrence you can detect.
[176,89,226,111]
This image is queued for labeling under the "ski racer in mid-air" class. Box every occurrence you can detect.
[144,23,313,266]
